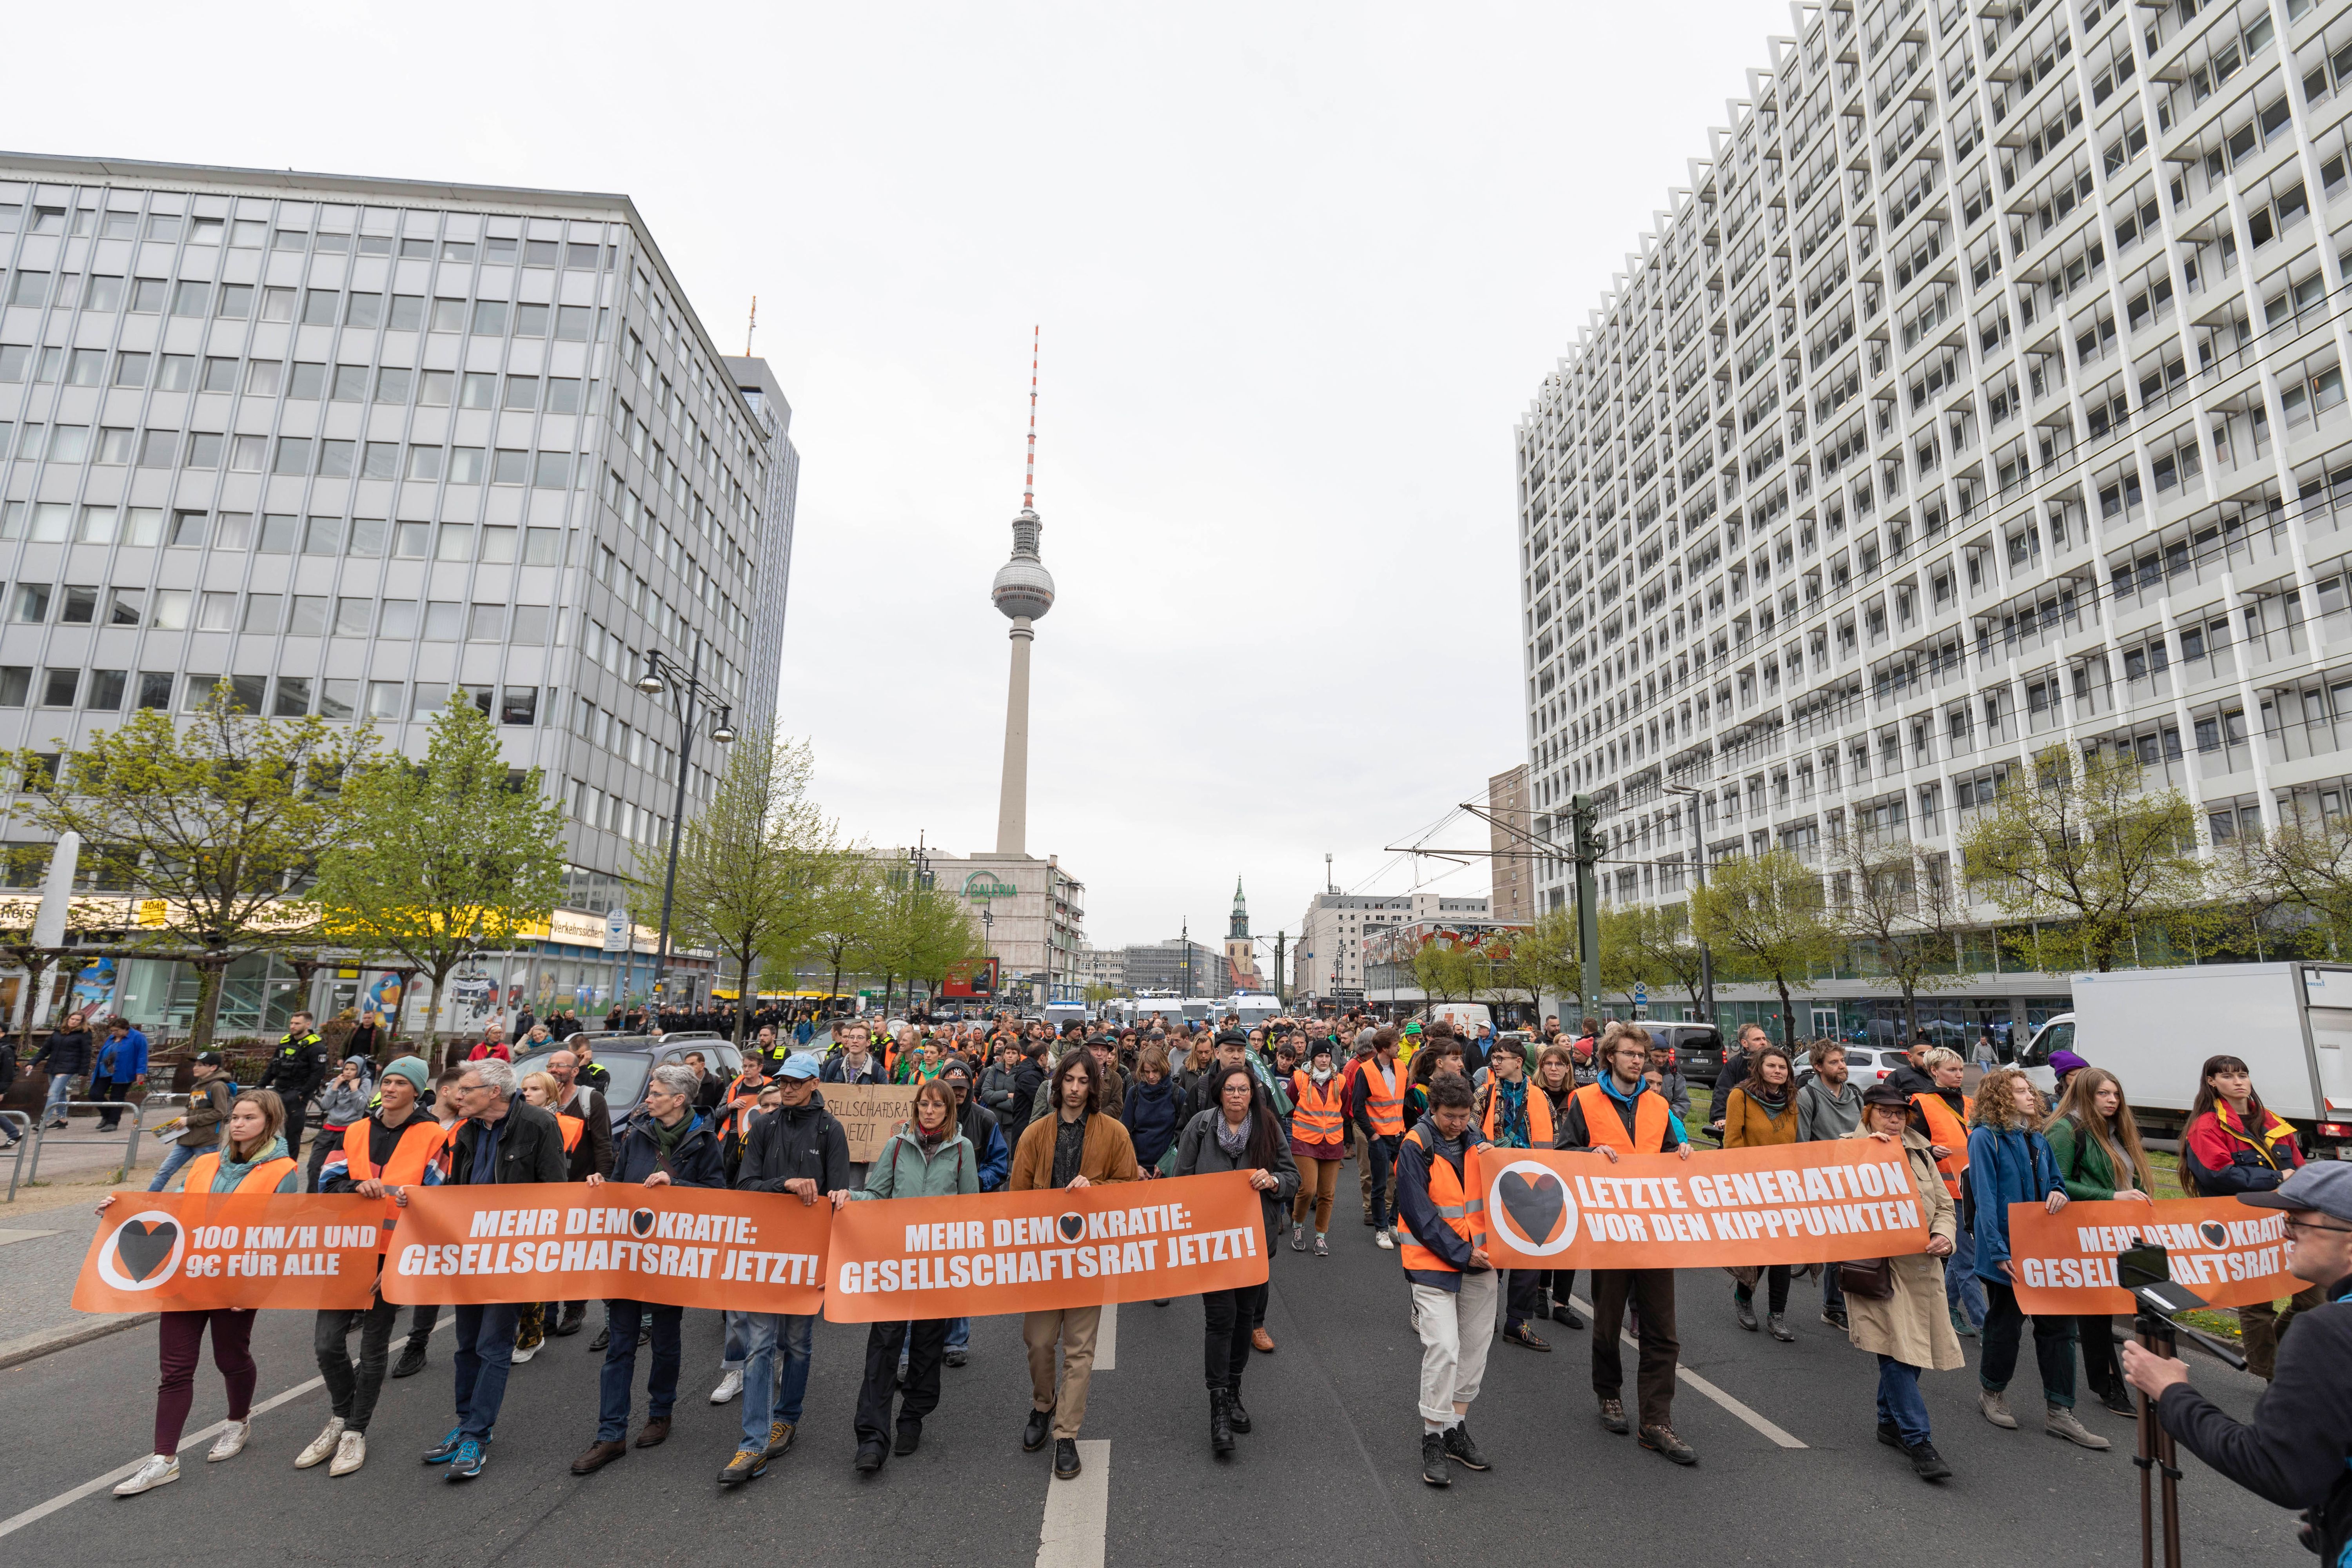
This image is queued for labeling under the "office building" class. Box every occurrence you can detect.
[1486,763,1534,922]
[1293,892,1490,1007]
[0,153,799,1034]
[1514,0,2352,1035]
[1120,935,1230,998]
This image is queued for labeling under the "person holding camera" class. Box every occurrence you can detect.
[2122,1163,2352,1564]
[2178,1054,2323,1380]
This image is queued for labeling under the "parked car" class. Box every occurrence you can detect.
[1643,1022,1725,1084]
[512,1037,743,1122]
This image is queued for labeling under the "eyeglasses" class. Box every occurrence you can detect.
[2281,1218,2352,1239]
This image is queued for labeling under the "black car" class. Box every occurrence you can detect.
[1644,1022,1726,1084]
[512,1035,742,1122]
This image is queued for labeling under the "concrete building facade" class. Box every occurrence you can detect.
[1292,892,1491,1008]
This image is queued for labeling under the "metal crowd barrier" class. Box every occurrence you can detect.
[20,1100,144,1192]
[1,1111,27,1201]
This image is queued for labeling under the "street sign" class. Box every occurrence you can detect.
[1634,984,1648,1003]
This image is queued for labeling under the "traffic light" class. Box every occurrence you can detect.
[1570,793,1603,866]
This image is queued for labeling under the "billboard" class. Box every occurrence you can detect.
[940,957,1000,999]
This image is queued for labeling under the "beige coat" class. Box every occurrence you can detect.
[1840,1125,1965,1372]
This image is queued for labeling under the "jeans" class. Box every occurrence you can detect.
[1505,1269,1544,1332]
[42,1073,74,1122]
[155,1308,256,1454]
[315,1292,402,1432]
[597,1298,683,1442]
[1875,1356,1930,1446]
[1822,1259,1847,1316]
[149,1142,201,1191]
[1979,1280,2076,1407]
[1203,1284,1267,1395]
[738,1312,815,1450]
[1946,1227,1986,1328]
[1365,1134,1397,1228]
[722,1308,751,1372]
[946,1317,970,1351]
[2076,1314,2123,1398]
[857,1318,946,1453]
[451,1301,521,1441]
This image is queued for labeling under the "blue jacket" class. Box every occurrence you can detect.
[958,1100,1010,1191]
[608,1109,726,1189]
[95,1028,149,1081]
[1122,1077,1184,1168]
[1965,1123,2065,1283]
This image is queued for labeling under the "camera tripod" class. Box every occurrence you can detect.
[2126,1303,2247,1568]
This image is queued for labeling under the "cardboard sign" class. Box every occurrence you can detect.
[2005,1198,2303,1313]
[823,1171,1269,1323]
[74,1191,383,1313]
[379,1182,831,1313]
[1475,1140,1933,1270]
[822,1084,920,1163]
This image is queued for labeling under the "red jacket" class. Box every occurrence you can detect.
[2182,1102,2302,1196]
[466,1040,513,1062]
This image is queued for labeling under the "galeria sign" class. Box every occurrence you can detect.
[73,1191,383,1313]
[1475,1140,1933,1270]
[379,1183,831,1314]
[2004,1197,2301,1313]
[823,1171,1268,1323]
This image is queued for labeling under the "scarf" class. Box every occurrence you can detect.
[1215,1111,1252,1159]
[1491,1076,1530,1147]
[1310,1063,1335,1085]
[652,1110,693,1168]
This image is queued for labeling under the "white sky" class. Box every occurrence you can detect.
[5,0,1786,955]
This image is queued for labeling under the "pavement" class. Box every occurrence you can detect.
[0,1160,2305,1567]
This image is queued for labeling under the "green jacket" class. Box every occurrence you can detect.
[2045,1113,2141,1201]
[855,1125,979,1200]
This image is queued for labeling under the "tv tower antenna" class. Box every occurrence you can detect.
[1023,325,1038,509]
[745,296,757,358]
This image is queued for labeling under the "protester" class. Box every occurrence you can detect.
[302,1057,446,1478]
[33,1009,94,1129]
[1287,1039,1348,1255]
[466,1021,512,1063]
[1906,1046,1981,1338]
[1528,1042,1585,1330]
[935,1062,1008,1368]
[1642,1041,1691,1124]
[1350,1027,1407,1250]
[1009,1051,1138,1481]
[1720,1042,1801,1341]
[1122,1045,1184,1177]
[150,1051,234,1192]
[1966,1066,2106,1449]
[1797,1040,1864,1330]
[2121,1162,2352,1563]
[1394,1074,1495,1486]
[820,1022,885,1086]
[308,1057,373,1194]
[2044,1067,2155,1416]
[1704,1022,1766,1137]
[2179,1053,2323,1380]
[570,1064,724,1477]
[1177,1063,1298,1454]
[425,1058,568,1481]
[106,1089,301,1497]
[1843,1082,1962,1480]
[1474,1037,1552,1352]
[91,1016,151,1132]
[1559,1024,1697,1464]
[982,1040,1031,1146]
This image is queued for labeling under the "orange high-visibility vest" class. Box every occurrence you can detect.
[1397,1123,1486,1274]
[1571,1082,1671,1153]
[1481,1077,1555,1147]
[718,1073,769,1141]
[1361,1060,1405,1137]
[342,1116,451,1250]
[557,1114,584,1154]
[1290,1071,1347,1143]
[1911,1093,1973,1199]
[181,1151,299,1195]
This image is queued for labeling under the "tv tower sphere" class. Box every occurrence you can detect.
[991,508,1054,622]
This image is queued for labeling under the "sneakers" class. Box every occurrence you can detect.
[1766,1313,1797,1343]
[1501,1322,1552,1352]
[1420,1431,1451,1487]
[2045,1404,2112,1450]
[944,1348,967,1368]
[1023,1404,1055,1453]
[764,1421,795,1459]
[329,1431,367,1477]
[390,1341,428,1379]
[1638,1425,1698,1465]
[1441,1421,1490,1471]
[1733,1292,1758,1332]
[207,1419,250,1463]
[113,1454,179,1497]
[1053,1437,1082,1479]
[710,1369,744,1405]
[1822,1307,1850,1332]
[422,1427,467,1464]
[1374,1229,1396,1250]
[1951,1306,1979,1338]
[510,1342,539,1365]
[1598,1398,1630,1435]
[1291,1223,1307,1252]
[443,1438,486,1481]
[296,1417,346,1470]
[1980,1390,2018,1429]
[1313,1234,1329,1257]
[1907,1439,1953,1480]
[718,1448,767,1485]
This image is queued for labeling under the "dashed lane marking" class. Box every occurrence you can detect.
[1033,1439,1112,1568]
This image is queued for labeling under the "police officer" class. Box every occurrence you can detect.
[259,1010,331,1160]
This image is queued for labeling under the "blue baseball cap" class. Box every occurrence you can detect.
[777,1052,823,1081]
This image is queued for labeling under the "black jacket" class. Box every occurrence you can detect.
[608,1109,726,1189]
[258,1031,330,1099]
[446,1098,570,1186]
[733,1096,849,1196]
[32,1028,93,1079]
[2156,1274,2352,1563]
[557,1084,614,1181]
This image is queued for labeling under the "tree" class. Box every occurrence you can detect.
[1486,908,1575,1019]
[21,686,370,1053]
[621,730,837,1045]
[808,859,882,1008]
[1409,938,1478,1010]
[1959,744,2211,972]
[1690,848,1836,1049]
[316,693,566,1062]
[855,866,984,1018]
[2227,805,2352,959]
[1829,832,1967,1040]
[1600,902,1708,1017]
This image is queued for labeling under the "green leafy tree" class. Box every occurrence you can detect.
[1829,833,1967,1040]
[1959,744,2210,972]
[1690,848,1836,1049]
[622,730,837,1045]
[1600,902,1706,1016]
[809,858,882,1008]
[2221,806,2352,959]
[20,686,370,1053]
[315,693,566,1058]
[855,864,985,1018]
[1485,907,1575,1018]
[1409,938,1478,1010]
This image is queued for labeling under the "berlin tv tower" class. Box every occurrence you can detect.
[989,328,1054,857]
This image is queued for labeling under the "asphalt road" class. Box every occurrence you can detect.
[0,1176,2305,1568]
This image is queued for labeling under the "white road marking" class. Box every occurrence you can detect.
[0,1229,57,1246]
[0,1315,452,1539]
[1570,1294,1808,1450]
[1093,1303,1117,1372]
[1034,1439,1112,1568]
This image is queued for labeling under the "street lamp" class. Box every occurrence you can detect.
[1663,782,1716,1029]
[637,636,736,1013]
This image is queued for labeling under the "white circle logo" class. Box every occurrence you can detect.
[1486,1160,1578,1256]
[97,1211,187,1291]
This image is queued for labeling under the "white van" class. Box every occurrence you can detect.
[1423,1002,1493,1035]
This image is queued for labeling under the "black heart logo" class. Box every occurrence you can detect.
[1057,1212,1085,1243]
[1498,1171,1567,1246]
[631,1209,656,1237]
[2199,1221,2230,1249]
[115,1220,179,1283]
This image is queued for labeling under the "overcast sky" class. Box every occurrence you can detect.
[6,0,1785,955]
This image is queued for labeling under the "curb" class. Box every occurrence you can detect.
[0,1312,157,1371]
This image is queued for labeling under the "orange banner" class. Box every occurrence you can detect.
[1475,1141,1933,1270]
[378,1183,831,1313]
[73,1191,383,1313]
[822,1171,1269,1324]
[2005,1198,2302,1314]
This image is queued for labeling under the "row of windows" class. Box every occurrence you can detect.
[0,201,610,273]
[3,345,588,410]
[0,665,543,727]
[0,584,557,643]
[2,274,598,341]
[0,428,581,487]
[0,497,568,563]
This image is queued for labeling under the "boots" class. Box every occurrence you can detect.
[1225,1384,1251,1433]
[1209,1390,1235,1455]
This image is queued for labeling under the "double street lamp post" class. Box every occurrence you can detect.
[635,638,735,1013]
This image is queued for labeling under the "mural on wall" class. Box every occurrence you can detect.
[69,956,118,1018]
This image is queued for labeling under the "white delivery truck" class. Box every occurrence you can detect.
[1225,992,1284,1028]
[2022,962,2352,1153]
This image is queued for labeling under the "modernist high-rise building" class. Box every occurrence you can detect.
[1515,0,2352,1033]
[0,152,799,1035]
